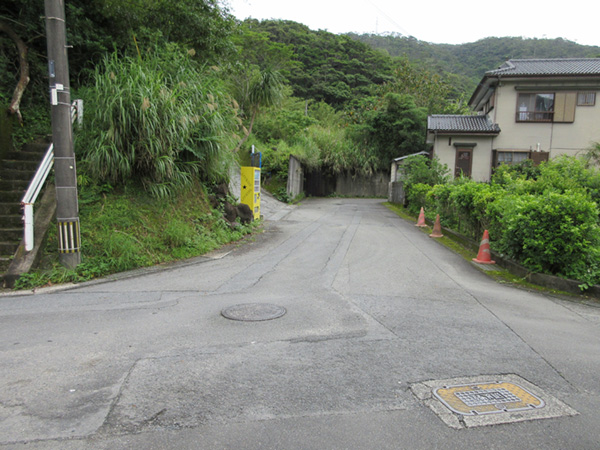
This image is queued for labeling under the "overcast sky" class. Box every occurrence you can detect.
[223,0,599,47]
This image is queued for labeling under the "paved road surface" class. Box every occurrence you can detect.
[1,198,599,449]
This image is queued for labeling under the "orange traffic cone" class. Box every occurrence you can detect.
[415,207,427,227]
[473,230,496,264]
[429,214,443,238]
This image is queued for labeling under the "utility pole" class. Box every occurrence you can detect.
[45,0,81,268]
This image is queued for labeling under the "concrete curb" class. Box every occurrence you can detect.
[0,249,230,298]
[418,216,600,299]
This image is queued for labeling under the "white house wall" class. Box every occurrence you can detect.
[551,110,599,157]
[491,80,600,157]
[432,134,494,182]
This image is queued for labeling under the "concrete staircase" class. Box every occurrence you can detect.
[0,140,50,279]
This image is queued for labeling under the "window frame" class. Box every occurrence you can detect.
[492,150,549,168]
[496,151,529,165]
[516,92,555,123]
[577,92,596,106]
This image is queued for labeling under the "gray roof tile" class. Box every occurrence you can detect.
[487,58,600,76]
[428,115,500,133]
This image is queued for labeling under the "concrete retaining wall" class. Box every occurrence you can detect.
[335,172,388,198]
[289,155,389,198]
[388,182,404,203]
[286,156,304,198]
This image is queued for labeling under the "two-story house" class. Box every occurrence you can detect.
[427,58,600,181]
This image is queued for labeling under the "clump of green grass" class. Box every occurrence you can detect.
[75,46,238,198]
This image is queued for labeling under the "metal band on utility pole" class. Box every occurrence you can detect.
[45,0,81,268]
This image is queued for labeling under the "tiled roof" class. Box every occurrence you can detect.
[427,115,500,133]
[486,58,600,76]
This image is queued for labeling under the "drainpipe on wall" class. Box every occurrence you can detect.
[492,76,500,124]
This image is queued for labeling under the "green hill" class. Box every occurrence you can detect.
[348,33,600,94]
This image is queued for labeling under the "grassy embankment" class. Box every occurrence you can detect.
[14,181,259,289]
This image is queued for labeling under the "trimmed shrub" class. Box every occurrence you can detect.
[401,154,449,189]
[495,190,600,285]
[405,183,433,215]
[392,152,600,288]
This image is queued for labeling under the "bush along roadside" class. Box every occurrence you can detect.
[400,155,600,291]
[14,181,259,290]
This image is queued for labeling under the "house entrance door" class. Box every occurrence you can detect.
[455,148,473,177]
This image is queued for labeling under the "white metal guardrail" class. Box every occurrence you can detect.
[21,99,82,252]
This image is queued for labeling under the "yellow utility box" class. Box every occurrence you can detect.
[240,166,261,220]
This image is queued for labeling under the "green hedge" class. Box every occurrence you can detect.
[401,157,600,288]
[495,191,600,284]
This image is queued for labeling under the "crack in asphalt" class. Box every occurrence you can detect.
[213,221,323,294]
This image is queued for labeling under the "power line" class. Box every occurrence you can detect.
[364,0,413,36]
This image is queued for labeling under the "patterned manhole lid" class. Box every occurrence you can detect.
[221,303,287,322]
[433,381,544,416]
[411,374,578,428]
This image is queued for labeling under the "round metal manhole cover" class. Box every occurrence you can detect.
[221,303,287,322]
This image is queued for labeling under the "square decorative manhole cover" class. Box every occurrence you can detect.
[411,374,578,429]
[433,381,544,416]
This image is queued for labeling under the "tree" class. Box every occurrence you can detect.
[380,58,469,114]
[348,93,427,169]
[229,65,285,152]
[238,19,393,109]
[231,21,299,77]
[0,0,238,153]
[100,0,236,61]
[0,20,29,123]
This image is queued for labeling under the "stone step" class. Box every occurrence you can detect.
[22,141,51,153]
[0,138,52,283]
[0,215,22,227]
[5,149,47,161]
[0,190,24,202]
[0,179,28,191]
[0,203,22,215]
[0,257,11,278]
[0,241,19,255]
[0,169,34,181]
[0,228,22,242]
[2,159,40,171]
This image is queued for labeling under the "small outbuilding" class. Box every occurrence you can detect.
[388,151,430,203]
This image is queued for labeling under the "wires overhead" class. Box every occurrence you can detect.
[363,0,413,37]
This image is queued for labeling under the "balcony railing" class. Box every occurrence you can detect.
[516,110,554,122]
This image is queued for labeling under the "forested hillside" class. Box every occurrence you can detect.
[239,19,394,106]
[349,33,600,94]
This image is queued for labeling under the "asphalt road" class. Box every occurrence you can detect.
[1,198,599,449]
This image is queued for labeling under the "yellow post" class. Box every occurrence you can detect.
[240,166,261,220]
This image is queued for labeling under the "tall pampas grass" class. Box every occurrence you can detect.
[76,45,238,197]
